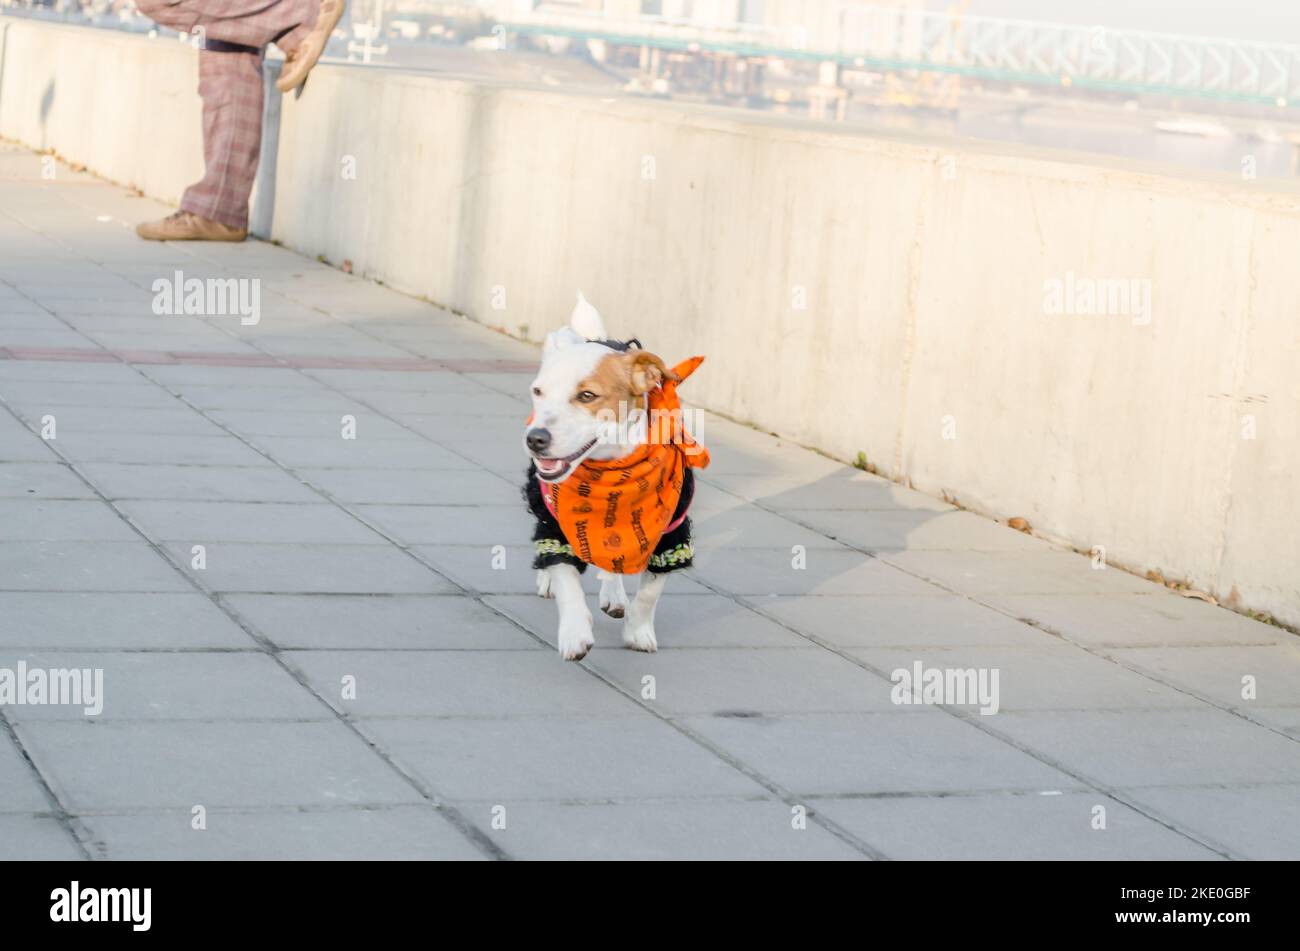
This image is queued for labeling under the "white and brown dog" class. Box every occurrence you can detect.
[522,293,708,661]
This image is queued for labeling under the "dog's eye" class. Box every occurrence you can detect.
[576,390,598,403]
[531,387,542,398]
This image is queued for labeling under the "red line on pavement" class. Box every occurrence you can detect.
[0,346,534,374]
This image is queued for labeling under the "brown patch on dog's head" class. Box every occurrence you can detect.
[571,350,677,416]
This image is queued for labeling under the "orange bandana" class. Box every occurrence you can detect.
[541,357,710,574]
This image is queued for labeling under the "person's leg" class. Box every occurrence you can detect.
[134,0,335,239]
[135,0,316,50]
[133,0,196,33]
[178,44,265,231]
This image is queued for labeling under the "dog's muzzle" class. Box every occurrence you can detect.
[526,427,552,454]
[531,437,597,483]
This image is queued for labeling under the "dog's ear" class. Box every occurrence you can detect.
[570,290,607,341]
[544,327,585,353]
[624,351,679,395]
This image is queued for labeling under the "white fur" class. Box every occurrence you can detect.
[547,563,594,661]
[570,290,606,341]
[529,293,673,661]
[526,294,620,472]
[598,569,629,618]
[623,572,666,653]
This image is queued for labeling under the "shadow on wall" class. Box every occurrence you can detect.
[0,24,53,151]
[39,77,54,151]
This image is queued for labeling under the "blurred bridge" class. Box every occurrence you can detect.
[1,16,1299,860]
[496,5,1300,108]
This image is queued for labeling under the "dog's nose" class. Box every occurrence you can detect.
[526,427,552,454]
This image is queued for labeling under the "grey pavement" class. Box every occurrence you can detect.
[2,142,1298,860]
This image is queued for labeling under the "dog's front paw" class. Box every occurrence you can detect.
[622,618,658,653]
[558,611,595,661]
[536,569,554,599]
[599,577,629,619]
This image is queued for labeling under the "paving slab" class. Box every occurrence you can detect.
[1122,784,1300,860]
[297,466,520,506]
[0,462,98,499]
[988,709,1300,787]
[357,503,534,546]
[225,593,540,650]
[159,542,459,594]
[850,644,1202,712]
[451,440,539,479]
[0,816,84,860]
[363,715,769,802]
[78,462,321,503]
[688,548,938,596]
[345,387,513,417]
[17,720,426,811]
[0,360,146,385]
[691,505,856,550]
[758,594,1053,648]
[302,370,499,393]
[682,711,1079,796]
[0,380,182,409]
[0,592,253,649]
[207,408,417,440]
[1243,705,1300,739]
[881,549,1158,596]
[382,391,525,418]
[0,651,323,722]
[6,405,226,438]
[0,732,55,814]
[240,435,475,469]
[0,498,140,542]
[476,799,863,860]
[986,592,1291,647]
[119,500,386,544]
[138,365,324,389]
[0,414,59,462]
[809,792,1221,860]
[701,469,957,512]
[1105,644,1300,709]
[48,433,275,467]
[79,806,487,860]
[584,648,903,716]
[172,385,376,413]
[2,141,1297,859]
[783,509,1054,552]
[396,414,524,443]
[0,541,191,592]
[288,650,644,719]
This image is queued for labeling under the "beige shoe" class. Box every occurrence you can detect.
[276,0,346,93]
[136,211,247,242]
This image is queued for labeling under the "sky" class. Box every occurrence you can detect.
[927,0,1300,44]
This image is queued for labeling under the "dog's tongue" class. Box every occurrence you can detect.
[536,458,563,475]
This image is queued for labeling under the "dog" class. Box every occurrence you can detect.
[522,292,709,661]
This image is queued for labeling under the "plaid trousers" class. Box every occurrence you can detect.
[137,0,317,229]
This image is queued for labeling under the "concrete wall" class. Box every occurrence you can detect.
[3,18,1298,626]
[0,19,203,204]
